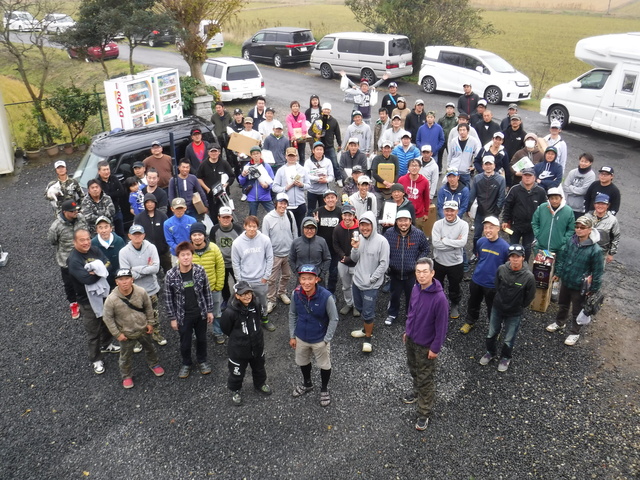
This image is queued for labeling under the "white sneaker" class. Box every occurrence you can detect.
[279,293,291,305]
[93,360,105,374]
[336,179,344,187]
[546,322,563,332]
[133,342,143,353]
[240,194,247,201]
[351,328,366,338]
[267,301,276,314]
[384,315,396,326]
[362,340,372,353]
[565,334,580,346]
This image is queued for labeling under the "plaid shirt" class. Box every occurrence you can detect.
[164,264,213,325]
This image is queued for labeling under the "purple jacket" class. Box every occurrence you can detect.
[405,279,449,353]
[238,161,274,202]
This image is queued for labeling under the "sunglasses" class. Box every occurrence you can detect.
[508,245,524,253]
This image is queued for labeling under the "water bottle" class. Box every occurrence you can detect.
[551,281,559,302]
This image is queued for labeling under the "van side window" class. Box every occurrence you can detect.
[440,52,461,67]
[264,32,277,42]
[253,33,265,42]
[316,37,335,51]
[389,38,411,55]
[578,70,611,90]
[338,39,359,54]
[360,40,384,56]
[227,65,259,81]
[462,55,485,73]
[621,73,637,94]
[276,33,289,42]
[293,31,314,44]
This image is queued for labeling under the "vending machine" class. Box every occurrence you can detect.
[148,68,184,123]
[104,75,158,130]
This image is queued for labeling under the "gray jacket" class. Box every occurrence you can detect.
[47,213,89,267]
[231,231,274,283]
[563,168,596,213]
[118,240,161,295]
[350,211,390,290]
[431,216,469,267]
[262,209,297,257]
[289,230,331,281]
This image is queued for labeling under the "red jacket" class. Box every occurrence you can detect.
[398,173,430,218]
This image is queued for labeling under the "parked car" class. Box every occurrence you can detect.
[40,13,75,34]
[2,11,39,31]
[310,32,412,83]
[242,27,316,68]
[67,42,120,62]
[198,57,266,102]
[134,29,176,47]
[176,20,224,52]
[73,117,215,188]
[417,46,531,104]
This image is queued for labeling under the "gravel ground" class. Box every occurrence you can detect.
[0,153,638,479]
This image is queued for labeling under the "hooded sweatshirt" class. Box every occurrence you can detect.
[350,211,390,289]
[220,297,265,360]
[405,279,449,352]
[118,239,161,295]
[492,261,536,315]
[231,231,274,283]
[431,216,469,266]
[534,156,563,191]
[332,219,359,266]
[437,182,470,219]
[288,218,331,280]
[262,208,296,257]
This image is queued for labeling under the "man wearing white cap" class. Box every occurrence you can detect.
[349,175,377,219]
[342,111,372,155]
[468,155,506,252]
[460,216,510,334]
[418,145,439,200]
[543,119,568,172]
[45,160,85,215]
[339,137,368,182]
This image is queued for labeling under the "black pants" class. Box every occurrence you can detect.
[178,312,208,365]
[510,228,534,263]
[290,204,307,235]
[556,284,584,335]
[433,261,464,305]
[307,192,325,213]
[221,268,236,303]
[327,251,340,294]
[60,266,77,304]
[466,280,496,325]
[388,272,416,318]
[228,355,267,391]
[79,302,112,363]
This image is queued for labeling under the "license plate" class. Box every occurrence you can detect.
[242,92,252,99]
[105,47,112,51]
[300,47,307,52]
[399,62,405,68]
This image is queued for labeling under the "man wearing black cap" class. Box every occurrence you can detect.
[438,103,458,166]
[143,141,173,190]
[404,99,426,141]
[134,193,171,273]
[196,143,235,223]
[500,103,518,130]
[333,203,360,315]
[132,162,147,185]
[457,82,480,115]
[381,81,399,117]
[227,108,246,176]
[583,166,621,216]
[184,128,211,174]
[502,114,527,159]
[289,217,331,287]
[339,138,368,183]
[211,101,231,149]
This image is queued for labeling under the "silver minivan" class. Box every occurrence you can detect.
[310,32,412,83]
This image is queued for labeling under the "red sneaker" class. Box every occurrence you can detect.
[150,364,165,377]
[122,377,134,389]
[70,302,80,319]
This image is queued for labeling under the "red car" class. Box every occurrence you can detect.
[67,42,119,62]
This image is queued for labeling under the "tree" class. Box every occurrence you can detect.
[345,0,499,74]
[45,84,101,144]
[0,0,61,145]
[161,0,245,82]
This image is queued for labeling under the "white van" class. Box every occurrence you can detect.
[418,46,531,104]
[540,32,640,141]
[176,20,224,51]
[310,32,412,83]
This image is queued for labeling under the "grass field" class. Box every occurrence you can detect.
[471,0,632,12]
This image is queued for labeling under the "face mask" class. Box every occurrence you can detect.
[525,140,536,149]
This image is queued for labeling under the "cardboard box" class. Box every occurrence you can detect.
[530,283,552,313]
[530,251,555,312]
[423,203,437,237]
[227,132,260,156]
[375,163,395,188]
[192,192,207,214]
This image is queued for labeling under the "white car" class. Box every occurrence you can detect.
[199,57,265,102]
[2,11,39,32]
[418,46,531,104]
[40,13,75,34]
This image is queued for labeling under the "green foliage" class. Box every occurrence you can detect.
[75,134,91,146]
[31,106,62,146]
[22,127,41,151]
[45,84,102,144]
[344,0,499,73]
[179,75,219,113]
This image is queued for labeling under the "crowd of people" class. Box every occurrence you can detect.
[45,79,621,431]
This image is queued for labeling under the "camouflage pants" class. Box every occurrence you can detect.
[149,295,164,341]
[119,331,159,379]
[405,336,438,419]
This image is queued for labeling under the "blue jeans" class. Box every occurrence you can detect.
[459,173,471,188]
[352,286,379,324]
[388,273,415,318]
[248,200,274,217]
[486,308,522,359]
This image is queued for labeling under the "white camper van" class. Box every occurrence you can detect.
[176,20,224,51]
[540,32,640,141]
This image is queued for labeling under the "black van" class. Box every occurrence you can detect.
[241,27,316,68]
[73,116,215,188]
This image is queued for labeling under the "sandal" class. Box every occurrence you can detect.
[292,384,313,397]
[320,390,331,407]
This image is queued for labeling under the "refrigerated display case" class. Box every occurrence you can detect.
[104,75,158,130]
[148,68,183,123]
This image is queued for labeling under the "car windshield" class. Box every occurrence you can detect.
[293,31,314,43]
[227,64,259,81]
[478,53,516,73]
[389,38,411,55]
[73,150,107,188]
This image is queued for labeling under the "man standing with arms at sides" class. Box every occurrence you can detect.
[332,203,360,316]
[262,193,297,314]
[315,190,342,295]
[119,223,167,351]
[289,265,339,408]
[196,143,235,223]
[164,241,214,379]
[431,201,468,320]
[583,166,621,217]
[402,258,448,431]
[211,101,231,149]
[392,132,421,178]
[448,124,480,188]
[438,103,458,172]
[398,159,431,238]
[418,145,439,201]
[143,140,173,190]
[404,99,426,142]
[49,199,89,320]
[144,169,168,214]
[184,127,210,173]
[164,198,197,265]
[45,160,84,215]
[563,153,596,220]
[502,167,547,261]
[134,193,171,274]
[416,111,444,161]
[232,216,275,332]
[96,160,126,237]
[272,147,310,233]
[381,81,399,117]
[318,103,342,170]
[210,206,243,310]
[102,268,165,389]
[189,222,225,344]
[457,82,480,115]
[460,217,510,334]
[350,211,390,353]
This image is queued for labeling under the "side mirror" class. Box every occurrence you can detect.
[570,80,581,89]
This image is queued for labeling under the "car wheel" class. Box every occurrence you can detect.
[548,105,569,128]
[273,54,282,68]
[484,86,503,104]
[242,49,250,60]
[421,76,436,94]
[18,25,23,32]
[148,39,156,47]
[361,68,376,84]
[319,63,333,80]
[55,27,60,35]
